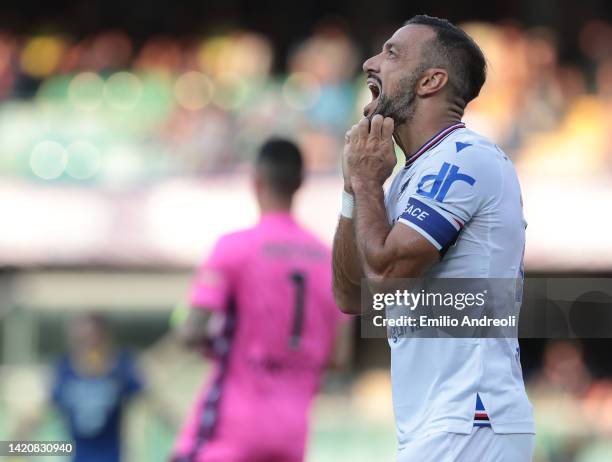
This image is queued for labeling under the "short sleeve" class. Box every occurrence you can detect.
[398,147,496,253]
[189,236,236,312]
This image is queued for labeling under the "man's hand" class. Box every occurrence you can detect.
[344,115,396,190]
[176,309,225,355]
[344,114,438,281]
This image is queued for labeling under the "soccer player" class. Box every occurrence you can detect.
[51,313,144,462]
[173,139,350,462]
[332,15,535,461]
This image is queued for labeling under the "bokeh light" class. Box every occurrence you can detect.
[197,32,273,79]
[134,36,182,75]
[138,73,175,124]
[30,140,67,179]
[174,71,214,111]
[66,141,101,180]
[105,71,142,110]
[68,72,105,111]
[20,36,65,78]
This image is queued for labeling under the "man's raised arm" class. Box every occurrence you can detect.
[332,126,370,315]
[346,116,439,281]
[332,215,363,315]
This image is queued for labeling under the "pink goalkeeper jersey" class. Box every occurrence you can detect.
[174,212,343,462]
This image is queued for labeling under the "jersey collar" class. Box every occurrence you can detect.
[405,122,466,168]
[260,211,295,224]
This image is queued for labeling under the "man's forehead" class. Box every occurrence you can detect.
[385,24,436,50]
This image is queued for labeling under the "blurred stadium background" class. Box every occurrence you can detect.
[0,0,611,461]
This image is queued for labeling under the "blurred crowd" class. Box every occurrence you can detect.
[0,19,611,186]
[528,341,612,462]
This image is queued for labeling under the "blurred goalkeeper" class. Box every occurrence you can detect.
[172,138,350,462]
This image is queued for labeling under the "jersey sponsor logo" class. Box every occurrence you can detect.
[416,162,475,202]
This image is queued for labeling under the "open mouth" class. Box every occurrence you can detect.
[364,76,382,116]
[367,77,381,100]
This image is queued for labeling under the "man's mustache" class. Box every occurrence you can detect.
[367,74,383,88]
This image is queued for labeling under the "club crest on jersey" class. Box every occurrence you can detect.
[416,162,475,202]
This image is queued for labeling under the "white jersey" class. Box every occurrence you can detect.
[384,123,535,448]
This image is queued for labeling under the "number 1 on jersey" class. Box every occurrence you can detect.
[289,271,306,349]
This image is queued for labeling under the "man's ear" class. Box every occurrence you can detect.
[416,68,449,97]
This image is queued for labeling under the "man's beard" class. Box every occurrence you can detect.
[367,69,423,125]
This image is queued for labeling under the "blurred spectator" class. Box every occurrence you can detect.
[531,341,591,396]
[527,341,612,461]
[50,313,144,462]
[528,341,591,462]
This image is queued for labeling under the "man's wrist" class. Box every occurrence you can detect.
[351,178,383,195]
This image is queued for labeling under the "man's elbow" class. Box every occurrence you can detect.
[337,301,360,316]
[370,257,425,280]
[333,286,361,315]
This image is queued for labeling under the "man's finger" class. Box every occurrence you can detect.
[382,117,395,140]
[370,114,384,139]
[357,117,369,139]
[346,124,358,143]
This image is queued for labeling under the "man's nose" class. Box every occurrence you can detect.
[362,54,380,74]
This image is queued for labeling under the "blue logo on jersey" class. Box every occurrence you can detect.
[455,141,471,152]
[416,162,475,202]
